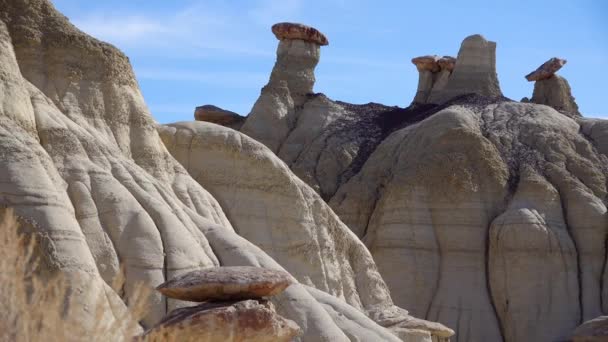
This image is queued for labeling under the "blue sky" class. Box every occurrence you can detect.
[51,0,607,122]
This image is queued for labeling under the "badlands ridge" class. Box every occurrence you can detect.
[1,1,607,341]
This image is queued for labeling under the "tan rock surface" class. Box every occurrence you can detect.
[157,266,293,301]
[194,105,245,130]
[272,22,329,46]
[143,300,301,342]
[525,57,567,81]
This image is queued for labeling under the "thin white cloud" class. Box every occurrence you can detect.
[73,15,170,45]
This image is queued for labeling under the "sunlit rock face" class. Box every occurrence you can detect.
[0,2,455,341]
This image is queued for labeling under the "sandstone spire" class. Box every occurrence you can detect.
[525,57,580,116]
[427,34,503,104]
[241,22,328,152]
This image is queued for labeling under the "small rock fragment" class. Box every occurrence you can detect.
[157,266,293,302]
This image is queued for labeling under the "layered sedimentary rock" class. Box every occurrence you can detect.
[427,35,502,103]
[194,105,245,130]
[329,100,608,342]
[525,57,580,116]
[0,2,451,341]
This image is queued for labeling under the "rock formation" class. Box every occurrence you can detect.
[240,22,327,152]
[572,316,608,342]
[194,105,245,130]
[329,99,608,342]
[427,34,503,103]
[158,121,454,341]
[0,2,452,341]
[145,266,300,341]
[525,58,580,116]
[156,266,294,301]
[411,55,456,104]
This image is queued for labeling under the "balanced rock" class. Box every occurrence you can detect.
[572,316,608,342]
[241,22,327,152]
[194,105,245,130]
[157,266,293,302]
[143,300,300,342]
[525,57,567,81]
[272,22,328,46]
[428,34,503,104]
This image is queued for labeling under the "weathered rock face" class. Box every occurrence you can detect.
[157,266,293,301]
[144,300,301,342]
[194,105,245,130]
[329,100,608,342]
[572,316,608,342]
[427,35,503,104]
[530,74,580,116]
[525,57,567,81]
[272,22,329,46]
[0,2,452,341]
[158,121,454,341]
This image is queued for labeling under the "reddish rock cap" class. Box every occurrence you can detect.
[157,266,294,302]
[272,22,329,46]
[438,56,456,72]
[525,57,567,82]
[411,55,440,72]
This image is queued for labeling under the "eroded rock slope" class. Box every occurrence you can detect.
[0,1,451,341]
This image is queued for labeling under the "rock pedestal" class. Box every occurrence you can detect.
[411,55,456,105]
[241,22,328,152]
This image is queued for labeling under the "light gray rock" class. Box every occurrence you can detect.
[530,74,580,116]
[428,34,502,103]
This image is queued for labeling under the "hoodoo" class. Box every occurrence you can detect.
[240,22,328,152]
[525,57,580,116]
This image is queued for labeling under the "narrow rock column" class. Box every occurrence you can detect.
[429,34,502,103]
[240,23,328,152]
[411,55,440,104]
[525,57,580,116]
